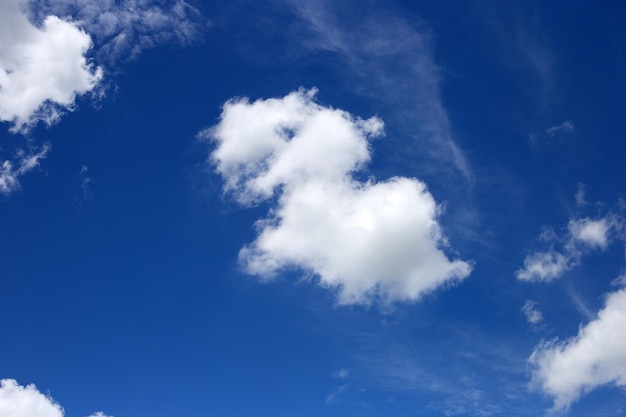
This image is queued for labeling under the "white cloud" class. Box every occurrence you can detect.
[568,217,610,249]
[204,88,472,305]
[0,145,49,195]
[529,288,626,412]
[31,0,201,63]
[516,250,572,282]
[0,379,111,417]
[0,0,103,132]
[546,120,575,137]
[522,300,543,324]
[516,215,620,282]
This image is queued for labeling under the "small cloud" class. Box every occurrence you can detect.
[0,145,49,196]
[325,384,349,404]
[611,272,626,287]
[539,226,558,242]
[546,120,575,137]
[516,249,572,282]
[79,164,93,202]
[568,217,611,250]
[517,203,623,282]
[333,368,350,379]
[522,300,543,324]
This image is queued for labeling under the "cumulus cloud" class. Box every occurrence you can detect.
[522,300,543,325]
[529,288,626,412]
[0,0,103,132]
[0,379,111,417]
[0,145,49,195]
[204,88,472,305]
[517,216,620,282]
[31,0,201,64]
[568,217,610,249]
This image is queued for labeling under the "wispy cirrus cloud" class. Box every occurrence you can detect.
[546,120,575,137]
[0,145,49,195]
[203,88,472,305]
[0,379,111,417]
[281,0,472,183]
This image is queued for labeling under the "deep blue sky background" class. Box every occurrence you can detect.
[2,1,626,416]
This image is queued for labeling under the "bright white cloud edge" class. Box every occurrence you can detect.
[0,0,102,132]
[529,287,626,412]
[0,379,111,417]
[204,88,472,305]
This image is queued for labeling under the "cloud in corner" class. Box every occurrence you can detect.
[0,0,103,132]
[0,378,112,417]
[202,88,472,305]
[529,287,626,412]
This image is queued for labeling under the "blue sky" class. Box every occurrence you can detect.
[1,0,626,416]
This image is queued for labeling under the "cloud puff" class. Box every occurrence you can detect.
[529,288,626,412]
[0,379,111,417]
[31,0,201,64]
[568,217,610,249]
[517,216,620,282]
[522,300,543,325]
[204,88,472,305]
[0,145,49,195]
[0,0,103,132]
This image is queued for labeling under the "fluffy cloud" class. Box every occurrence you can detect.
[517,250,571,282]
[517,216,620,282]
[0,0,102,132]
[568,218,610,249]
[0,379,111,417]
[529,288,626,412]
[0,145,49,195]
[31,0,201,63]
[204,88,472,305]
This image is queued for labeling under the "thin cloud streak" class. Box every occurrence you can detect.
[283,0,473,184]
[0,145,49,195]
